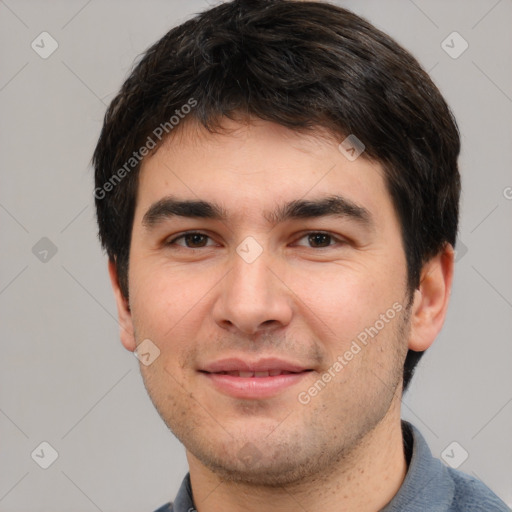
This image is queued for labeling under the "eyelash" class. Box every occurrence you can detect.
[165,231,346,249]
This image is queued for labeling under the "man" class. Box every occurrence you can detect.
[92,0,508,510]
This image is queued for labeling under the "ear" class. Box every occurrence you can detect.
[108,260,136,352]
[408,244,455,352]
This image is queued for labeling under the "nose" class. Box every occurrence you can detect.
[212,249,293,336]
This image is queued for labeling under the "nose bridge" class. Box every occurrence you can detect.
[231,249,272,300]
[214,244,291,334]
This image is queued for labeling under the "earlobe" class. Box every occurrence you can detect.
[408,244,455,352]
[108,260,137,352]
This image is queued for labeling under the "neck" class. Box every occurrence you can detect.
[186,406,407,512]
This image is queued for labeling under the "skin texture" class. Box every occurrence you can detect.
[109,118,454,512]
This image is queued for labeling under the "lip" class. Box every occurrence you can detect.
[201,357,310,373]
[199,357,313,399]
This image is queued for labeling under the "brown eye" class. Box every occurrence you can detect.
[167,232,214,248]
[293,231,346,249]
[183,233,209,248]
[307,233,334,248]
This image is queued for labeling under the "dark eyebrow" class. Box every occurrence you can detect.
[142,197,227,228]
[264,195,373,228]
[142,194,372,229]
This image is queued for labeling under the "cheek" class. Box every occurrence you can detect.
[287,259,407,375]
[128,259,221,347]
[289,262,389,332]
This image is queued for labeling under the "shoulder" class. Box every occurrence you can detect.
[394,422,509,512]
[447,469,510,511]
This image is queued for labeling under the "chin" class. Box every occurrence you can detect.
[184,428,350,488]
[198,449,318,487]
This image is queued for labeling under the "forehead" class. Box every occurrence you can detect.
[135,118,393,225]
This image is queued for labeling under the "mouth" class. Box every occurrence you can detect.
[206,369,301,378]
[199,358,314,399]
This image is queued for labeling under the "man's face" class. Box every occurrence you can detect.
[125,119,412,485]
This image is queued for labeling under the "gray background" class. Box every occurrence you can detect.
[1,0,511,510]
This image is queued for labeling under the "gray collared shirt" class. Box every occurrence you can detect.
[154,421,509,511]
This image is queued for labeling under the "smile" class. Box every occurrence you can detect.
[199,358,313,399]
[210,370,298,377]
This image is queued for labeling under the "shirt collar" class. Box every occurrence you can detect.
[380,421,455,511]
